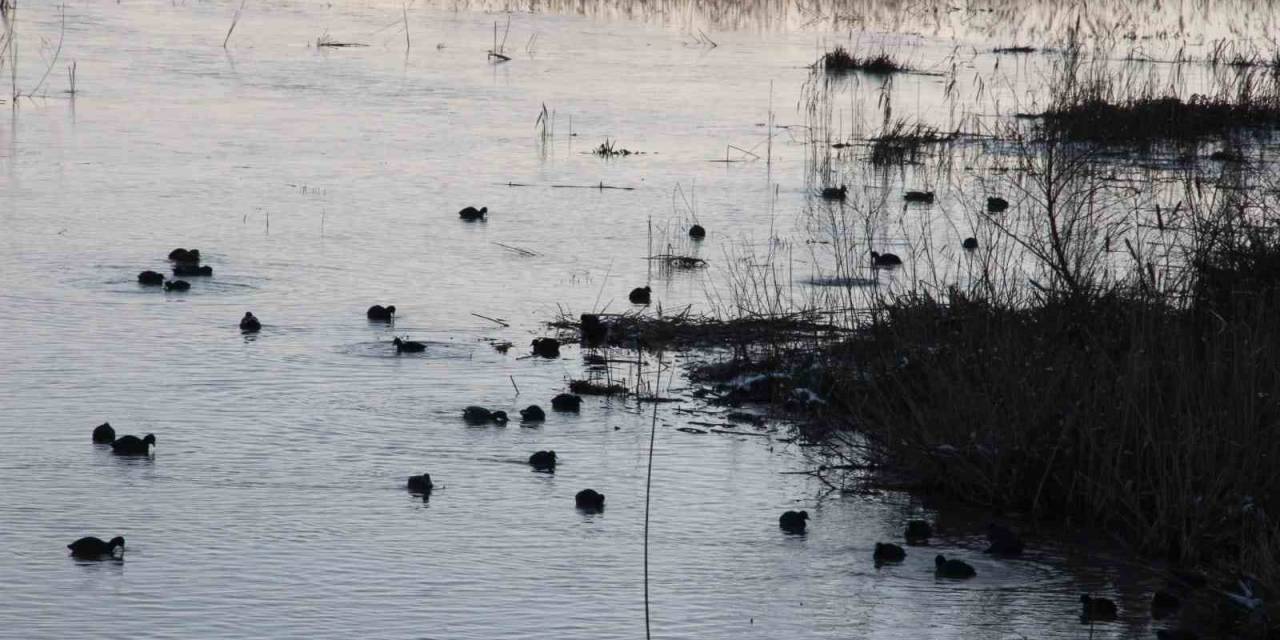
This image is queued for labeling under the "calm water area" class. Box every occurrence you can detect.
[0,1,1252,637]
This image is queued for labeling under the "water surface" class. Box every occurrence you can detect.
[0,1,1211,637]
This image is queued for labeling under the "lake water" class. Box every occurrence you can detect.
[0,1,1233,638]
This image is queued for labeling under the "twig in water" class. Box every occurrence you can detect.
[536,103,553,142]
[402,2,411,53]
[488,17,512,62]
[470,312,509,327]
[643,349,665,640]
[492,242,537,257]
[316,33,368,48]
[647,216,653,284]
[223,0,247,49]
[509,375,519,395]
[710,429,770,437]
[710,145,761,163]
[549,182,635,191]
[27,3,66,98]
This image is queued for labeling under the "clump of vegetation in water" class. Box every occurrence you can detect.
[1206,38,1280,71]
[806,219,1280,635]
[818,46,905,75]
[592,138,643,157]
[1039,41,1280,144]
[1042,94,1280,143]
[315,32,367,48]
[649,254,707,270]
[550,308,839,352]
[568,379,629,396]
[869,120,956,166]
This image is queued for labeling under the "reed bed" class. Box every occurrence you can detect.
[818,46,905,75]
[869,120,956,165]
[551,308,844,352]
[623,97,1280,631]
[1039,40,1280,145]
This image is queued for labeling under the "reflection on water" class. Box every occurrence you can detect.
[0,0,1223,638]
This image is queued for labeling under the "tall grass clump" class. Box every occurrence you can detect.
[818,45,904,75]
[869,119,955,166]
[1040,41,1280,145]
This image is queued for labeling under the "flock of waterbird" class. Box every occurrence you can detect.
[776,511,1204,633]
[820,187,1012,262]
[80,202,1202,637]
[80,215,635,564]
[133,208,662,345]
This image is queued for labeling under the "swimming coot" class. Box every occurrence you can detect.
[987,197,1009,213]
[173,264,212,277]
[367,305,396,321]
[935,554,976,579]
[580,314,608,347]
[820,186,848,201]
[628,286,651,305]
[779,510,809,534]
[529,450,557,471]
[1080,594,1118,621]
[689,224,706,239]
[520,405,546,423]
[168,248,201,263]
[110,434,155,456]
[905,520,933,545]
[240,312,262,333]
[462,406,507,425]
[962,237,979,251]
[874,542,906,563]
[462,406,493,424]
[1152,591,1181,618]
[551,393,582,412]
[904,190,935,203]
[138,270,165,285]
[1168,568,1207,589]
[1155,629,1199,640]
[92,422,116,444]
[67,536,125,558]
[871,251,903,268]
[458,206,488,221]
[407,473,433,495]
[575,489,605,511]
[164,280,190,291]
[985,523,1024,556]
[392,337,426,353]
[531,337,561,358]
